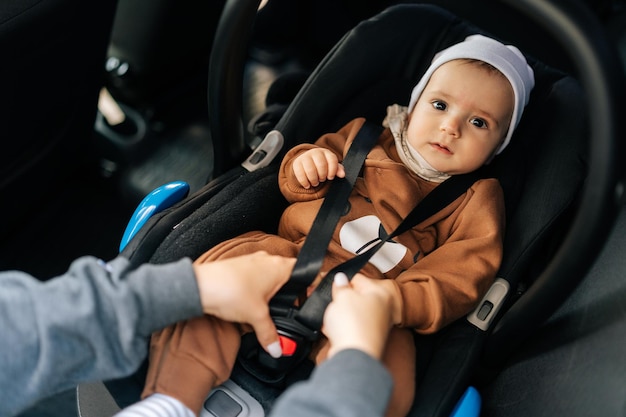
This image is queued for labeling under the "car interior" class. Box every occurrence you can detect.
[2,0,625,417]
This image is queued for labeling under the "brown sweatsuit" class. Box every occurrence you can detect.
[142,118,505,417]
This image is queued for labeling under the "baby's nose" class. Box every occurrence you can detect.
[440,117,461,136]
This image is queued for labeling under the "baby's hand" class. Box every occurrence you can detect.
[292,148,345,189]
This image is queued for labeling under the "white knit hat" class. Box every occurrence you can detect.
[407,34,535,155]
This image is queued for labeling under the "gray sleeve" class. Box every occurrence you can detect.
[270,349,393,417]
[0,255,202,417]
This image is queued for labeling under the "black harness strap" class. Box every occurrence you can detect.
[269,121,383,314]
[238,121,382,384]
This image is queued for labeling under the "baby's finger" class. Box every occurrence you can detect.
[323,153,340,180]
[309,151,331,183]
[293,159,315,188]
[336,163,346,178]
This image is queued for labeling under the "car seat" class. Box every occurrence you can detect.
[78,1,625,416]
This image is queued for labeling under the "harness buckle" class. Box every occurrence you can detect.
[237,316,319,386]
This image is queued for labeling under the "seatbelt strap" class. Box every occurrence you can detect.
[270,121,384,313]
[294,170,482,330]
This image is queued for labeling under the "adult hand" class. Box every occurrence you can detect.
[292,148,345,189]
[193,251,295,358]
[322,273,394,360]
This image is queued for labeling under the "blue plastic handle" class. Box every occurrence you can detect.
[450,386,481,417]
[119,181,190,252]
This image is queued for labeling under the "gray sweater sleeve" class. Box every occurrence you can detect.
[270,349,393,417]
[0,255,202,417]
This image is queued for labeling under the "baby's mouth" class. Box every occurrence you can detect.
[431,142,452,154]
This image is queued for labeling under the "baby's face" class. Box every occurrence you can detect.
[406,60,514,175]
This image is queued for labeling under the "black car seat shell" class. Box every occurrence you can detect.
[97,2,624,416]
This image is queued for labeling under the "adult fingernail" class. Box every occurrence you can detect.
[334,272,349,287]
[267,341,282,358]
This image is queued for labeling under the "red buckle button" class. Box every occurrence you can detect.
[278,335,298,356]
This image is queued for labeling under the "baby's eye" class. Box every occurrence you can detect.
[431,100,447,111]
[470,117,487,128]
